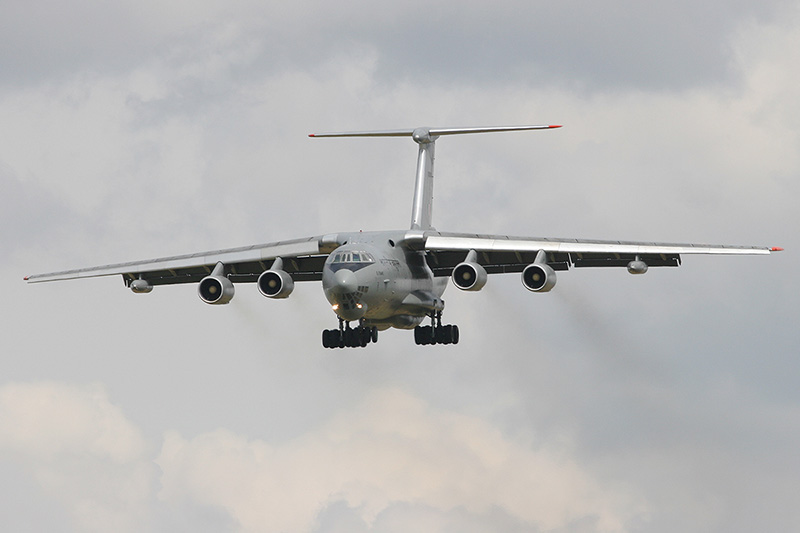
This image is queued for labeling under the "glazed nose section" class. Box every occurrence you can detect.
[332,268,358,294]
[327,268,367,321]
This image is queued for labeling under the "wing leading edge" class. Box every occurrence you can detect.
[422,231,780,276]
[25,235,340,287]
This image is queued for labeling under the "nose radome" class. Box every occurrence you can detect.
[333,268,358,293]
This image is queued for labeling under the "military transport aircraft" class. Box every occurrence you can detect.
[26,125,782,348]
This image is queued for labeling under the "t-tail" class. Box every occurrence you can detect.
[310,124,562,230]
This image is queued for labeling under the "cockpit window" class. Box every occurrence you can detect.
[332,251,375,264]
[329,250,376,272]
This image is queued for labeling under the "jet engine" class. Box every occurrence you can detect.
[198,263,235,304]
[258,268,294,298]
[452,250,487,291]
[522,251,557,292]
[521,263,556,292]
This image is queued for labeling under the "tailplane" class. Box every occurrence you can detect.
[309,125,561,230]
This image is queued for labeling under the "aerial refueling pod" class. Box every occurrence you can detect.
[452,250,488,291]
[198,262,235,304]
[627,256,649,274]
[258,257,294,299]
[521,250,557,292]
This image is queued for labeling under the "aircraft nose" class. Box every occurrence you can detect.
[332,268,358,294]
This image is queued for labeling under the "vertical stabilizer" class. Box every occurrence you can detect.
[309,124,561,230]
[410,128,437,230]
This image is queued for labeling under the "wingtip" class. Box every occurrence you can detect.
[771,247,784,252]
[549,124,563,128]
[308,133,316,137]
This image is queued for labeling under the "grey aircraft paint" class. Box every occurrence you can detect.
[26,126,781,348]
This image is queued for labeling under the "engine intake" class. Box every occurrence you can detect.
[198,262,235,304]
[452,251,488,291]
[258,268,294,298]
[522,263,556,292]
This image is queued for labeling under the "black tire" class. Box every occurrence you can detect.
[371,327,379,343]
[322,329,330,348]
[442,324,453,345]
[414,326,430,345]
[336,330,345,348]
[434,326,444,345]
[425,325,435,345]
[343,328,354,348]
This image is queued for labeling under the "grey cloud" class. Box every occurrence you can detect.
[2,1,799,532]
[2,1,795,92]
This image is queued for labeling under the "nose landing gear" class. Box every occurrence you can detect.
[322,318,378,349]
[414,311,459,345]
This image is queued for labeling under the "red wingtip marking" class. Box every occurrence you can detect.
[550,124,563,128]
[771,247,784,252]
[23,276,29,280]
[308,134,315,137]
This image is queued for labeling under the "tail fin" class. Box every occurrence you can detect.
[309,125,561,230]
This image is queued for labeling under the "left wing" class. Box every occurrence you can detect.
[419,231,781,277]
[25,235,340,287]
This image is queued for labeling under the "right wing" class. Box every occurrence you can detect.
[25,235,341,287]
[419,231,780,276]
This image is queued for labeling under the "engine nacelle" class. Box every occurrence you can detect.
[627,259,649,275]
[258,269,294,298]
[452,261,488,291]
[522,263,557,292]
[130,279,153,294]
[198,275,235,304]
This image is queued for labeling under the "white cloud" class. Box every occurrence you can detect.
[156,388,646,532]
[0,381,145,461]
[1,2,798,532]
[0,382,154,532]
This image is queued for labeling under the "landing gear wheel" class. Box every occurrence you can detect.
[322,328,343,349]
[343,327,352,347]
[435,326,444,344]
[440,324,452,345]
[323,324,379,349]
[414,326,425,345]
[414,325,436,345]
[359,327,370,347]
[414,313,459,346]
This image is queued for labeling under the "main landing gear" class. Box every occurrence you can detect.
[414,311,459,346]
[322,319,378,349]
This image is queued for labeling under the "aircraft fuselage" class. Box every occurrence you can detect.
[321,231,447,330]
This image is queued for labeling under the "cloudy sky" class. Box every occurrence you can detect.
[2,1,799,531]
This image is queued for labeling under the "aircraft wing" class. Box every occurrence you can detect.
[25,235,338,287]
[420,231,781,276]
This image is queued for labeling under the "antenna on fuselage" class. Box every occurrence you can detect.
[309,124,562,230]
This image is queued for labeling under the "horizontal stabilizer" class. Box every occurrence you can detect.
[309,124,562,230]
[309,124,561,138]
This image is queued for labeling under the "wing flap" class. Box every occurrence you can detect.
[571,252,680,268]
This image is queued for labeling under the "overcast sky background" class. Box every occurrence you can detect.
[1,1,799,531]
